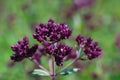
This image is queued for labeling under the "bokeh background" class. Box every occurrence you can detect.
[0,0,120,80]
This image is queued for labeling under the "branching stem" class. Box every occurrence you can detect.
[56,48,82,76]
[29,58,50,74]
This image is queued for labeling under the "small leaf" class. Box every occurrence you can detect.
[60,68,79,76]
[80,57,88,60]
[80,55,88,61]
[33,69,49,76]
[73,68,79,72]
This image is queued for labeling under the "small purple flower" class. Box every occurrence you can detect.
[45,43,73,66]
[38,45,45,54]
[11,37,38,61]
[33,19,72,43]
[67,53,77,59]
[32,53,41,61]
[53,44,73,66]
[76,35,87,46]
[76,35,102,60]
[45,44,55,55]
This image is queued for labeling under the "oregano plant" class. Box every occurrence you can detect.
[10,19,102,80]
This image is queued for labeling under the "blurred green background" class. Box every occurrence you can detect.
[0,0,120,80]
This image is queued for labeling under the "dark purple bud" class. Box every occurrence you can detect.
[76,35,87,46]
[67,53,77,59]
[45,44,55,55]
[11,54,24,62]
[48,18,54,23]
[26,44,38,57]
[32,53,41,61]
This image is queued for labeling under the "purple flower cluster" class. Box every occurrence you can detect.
[33,19,72,43]
[45,43,73,66]
[10,18,102,67]
[76,35,102,60]
[76,35,87,46]
[32,19,73,66]
[11,37,38,61]
[54,44,73,66]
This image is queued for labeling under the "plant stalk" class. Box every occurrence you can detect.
[29,58,50,74]
[51,76,55,80]
[56,48,82,76]
[49,56,56,80]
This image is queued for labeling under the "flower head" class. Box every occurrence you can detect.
[33,19,72,43]
[45,43,73,66]
[11,37,38,61]
[53,44,73,66]
[76,35,87,46]
[76,35,102,60]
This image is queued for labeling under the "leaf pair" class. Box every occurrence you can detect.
[33,68,79,76]
[33,69,50,76]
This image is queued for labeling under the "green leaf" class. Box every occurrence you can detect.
[80,57,88,61]
[32,69,50,76]
[60,68,79,76]
[79,55,88,61]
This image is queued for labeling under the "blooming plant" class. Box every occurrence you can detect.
[10,19,102,80]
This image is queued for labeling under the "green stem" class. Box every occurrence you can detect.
[29,58,50,74]
[51,76,55,80]
[52,56,55,76]
[56,48,82,76]
[49,56,56,80]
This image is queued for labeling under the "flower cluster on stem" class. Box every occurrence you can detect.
[10,19,102,80]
